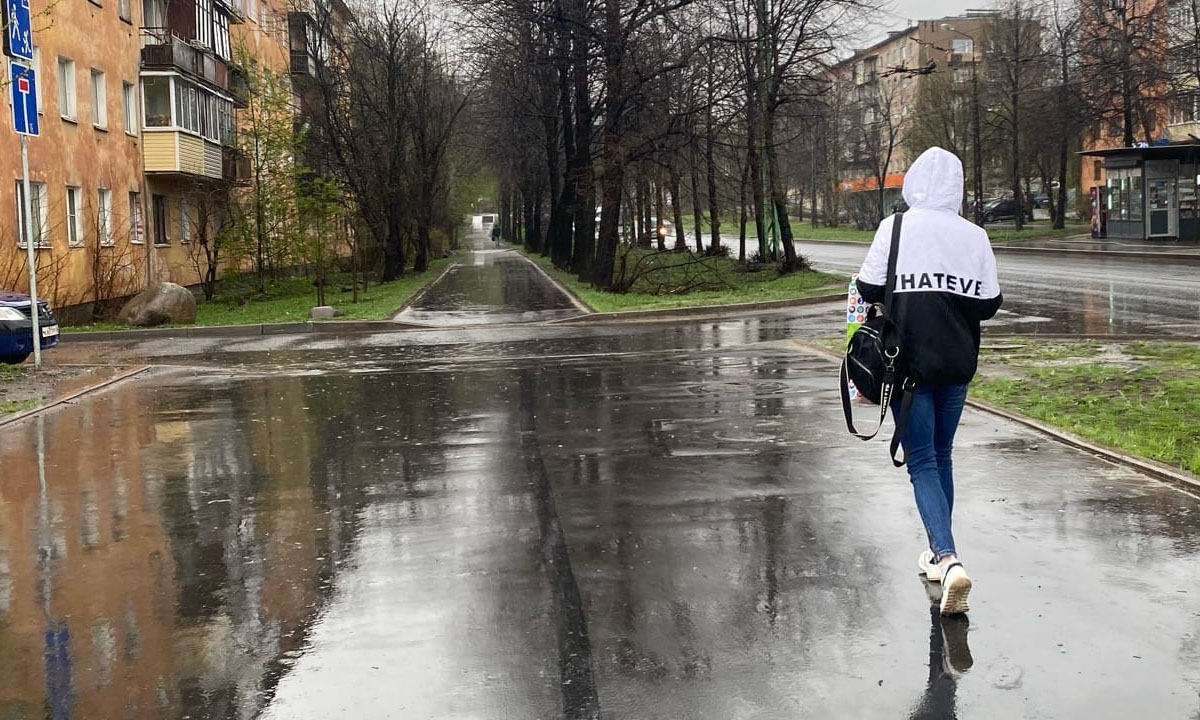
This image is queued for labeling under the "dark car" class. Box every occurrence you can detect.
[0,291,59,364]
[980,196,1029,223]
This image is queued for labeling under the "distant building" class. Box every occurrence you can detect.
[828,12,997,225]
[0,0,347,320]
[1081,0,1200,240]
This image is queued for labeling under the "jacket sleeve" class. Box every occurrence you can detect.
[975,241,1003,320]
[857,216,893,304]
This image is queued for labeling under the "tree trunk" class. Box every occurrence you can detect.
[764,109,800,272]
[689,140,703,253]
[568,0,595,277]
[592,0,626,289]
[522,193,536,250]
[655,173,666,251]
[415,221,429,273]
[747,102,766,261]
[738,154,749,262]
[706,120,720,254]
[383,209,404,281]
[533,185,545,253]
[670,161,686,251]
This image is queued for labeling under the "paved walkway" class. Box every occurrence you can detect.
[394,227,582,326]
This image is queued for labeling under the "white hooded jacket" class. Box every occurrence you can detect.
[857,147,1003,384]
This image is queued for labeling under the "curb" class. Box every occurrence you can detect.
[506,246,596,314]
[60,319,436,343]
[786,339,1200,494]
[0,365,152,428]
[552,292,845,324]
[798,237,1200,264]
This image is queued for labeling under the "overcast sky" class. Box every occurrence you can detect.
[865,0,994,43]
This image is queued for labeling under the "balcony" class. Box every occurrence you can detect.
[143,130,228,181]
[228,62,249,108]
[141,28,229,92]
[222,146,251,184]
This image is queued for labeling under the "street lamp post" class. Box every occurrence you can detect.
[943,24,984,226]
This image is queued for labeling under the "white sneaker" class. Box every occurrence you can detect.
[940,563,972,616]
[918,550,942,582]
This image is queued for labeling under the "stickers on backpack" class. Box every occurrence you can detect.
[846,274,864,400]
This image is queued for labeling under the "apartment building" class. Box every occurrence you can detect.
[0,0,148,316]
[0,0,339,319]
[830,12,995,222]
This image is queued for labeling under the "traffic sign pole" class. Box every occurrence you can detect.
[21,134,40,367]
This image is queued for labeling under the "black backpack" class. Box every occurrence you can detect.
[840,212,914,467]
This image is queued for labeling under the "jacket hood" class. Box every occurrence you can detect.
[902,147,964,213]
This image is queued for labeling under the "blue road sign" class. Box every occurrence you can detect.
[4,0,32,63]
[11,61,38,136]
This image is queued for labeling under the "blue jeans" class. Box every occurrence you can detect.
[893,384,969,560]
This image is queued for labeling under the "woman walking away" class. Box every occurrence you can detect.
[855,147,1002,616]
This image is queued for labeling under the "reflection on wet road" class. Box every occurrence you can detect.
[799,241,1200,336]
[396,232,580,326]
[4,319,1200,718]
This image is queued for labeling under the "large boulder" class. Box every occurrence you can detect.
[117,282,197,327]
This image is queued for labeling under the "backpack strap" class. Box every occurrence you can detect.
[840,356,891,440]
[889,379,916,467]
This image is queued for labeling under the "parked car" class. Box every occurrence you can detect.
[0,291,59,364]
[980,196,1032,223]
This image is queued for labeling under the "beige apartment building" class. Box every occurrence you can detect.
[0,0,337,320]
[830,12,995,221]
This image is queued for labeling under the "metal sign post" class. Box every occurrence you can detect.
[11,61,40,365]
[21,133,39,366]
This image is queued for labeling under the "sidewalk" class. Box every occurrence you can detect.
[998,234,1200,255]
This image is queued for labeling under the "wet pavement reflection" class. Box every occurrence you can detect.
[4,323,1200,718]
[395,231,580,326]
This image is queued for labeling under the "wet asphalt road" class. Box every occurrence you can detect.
[4,236,1200,718]
[396,239,581,326]
[798,241,1200,337]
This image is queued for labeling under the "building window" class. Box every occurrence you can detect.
[1170,94,1199,125]
[129,192,143,243]
[196,0,213,48]
[143,76,171,127]
[122,81,137,135]
[1094,160,1102,182]
[953,67,971,84]
[91,69,107,129]
[118,0,131,22]
[179,197,191,242]
[215,12,230,60]
[175,80,200,133]
[259,0,267,27]
[152,194,168,245]
[15,181,49,248]
[951,38,973,55]
[66,186,82,246]
[97,188,114,245]
[57,57,76,120]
